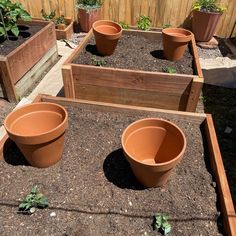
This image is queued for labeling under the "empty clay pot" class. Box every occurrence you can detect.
[192,10,222,42]
[4,102,68,168]
[122,118,186,187]
[92,20,122,56]
[162,28,192,61]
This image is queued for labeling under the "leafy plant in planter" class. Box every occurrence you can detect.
[41,9,56,21]
[153,213,171,236]
[163,66,177,73]
[192,0,226,42]
[76,0,104,32]
[0,0,31,39]
[137,15,152,31]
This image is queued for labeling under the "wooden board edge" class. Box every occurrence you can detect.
[204,114,236,236]
[62,65,75,98]
[190,36,204,78]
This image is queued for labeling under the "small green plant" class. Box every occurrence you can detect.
[163,67,177,74]
[163,23,172,29]
[192,0,226,13]
[18,186,48,214]
[76,0,104,10]
[137,15,152,31]
[0,0,31,39]
[153,213,171,236]
[118,21,129,29]
[41,9,56,21]
[55,15,66,25]
[91,57,107,66]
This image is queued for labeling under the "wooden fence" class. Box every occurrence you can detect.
[13,0,236,38]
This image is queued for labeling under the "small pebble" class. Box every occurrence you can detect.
[50,212,56,217]
[224,126,232,134]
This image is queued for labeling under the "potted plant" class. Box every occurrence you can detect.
[4,102,68,168]
[192,0,226,42]
[92,20,122,55]
[76,0,104,33]
[121,118,187,187]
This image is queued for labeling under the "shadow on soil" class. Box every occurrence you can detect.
[202,83,236,207]
[3,141,29,166]
[150,50,165,60]
[103,148,145,190]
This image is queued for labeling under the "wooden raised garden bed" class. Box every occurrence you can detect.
[62,29,203,112]
[0,19,57,102]
[56,21,74,40]
[0,95,235,235]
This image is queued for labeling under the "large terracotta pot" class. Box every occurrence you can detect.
[122,118,186,187]
[192,10,222,42]
[4,102,68,168]
[162,28,192,61]
[78,8,101,33]
[92,20,122,56]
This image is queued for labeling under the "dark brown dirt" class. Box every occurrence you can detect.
[0,24,44,56]
[0,102,223,235]
[73,34,195,75]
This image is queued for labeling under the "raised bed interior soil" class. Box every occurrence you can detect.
[0,102,223,235]
[73,34,195,75]
[0,23,44,56]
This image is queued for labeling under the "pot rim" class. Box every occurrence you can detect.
[4,102,68,139]
[121,117,187,167]
[92,20,122,36]
[162,27,192,37]
[193,9,223,15]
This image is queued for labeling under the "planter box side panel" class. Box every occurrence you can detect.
[56,22,74,40]
[7,21,57,84]
[71,65,194,110]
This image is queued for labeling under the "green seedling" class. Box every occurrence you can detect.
[163,23,172,29]
[91,57,107,66]
[18,186,48,214]
[137,15,152,31]
[118,21,129,29]
[192,0,226,13]
[163,67,177,74]
[153,213,171,236]
[55,15,66,25]
[41,9,56,21]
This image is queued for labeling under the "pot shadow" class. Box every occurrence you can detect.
[103,148,145,190]
[18,25,29,31]
[150,50,165,60]
[85,44,103,56]
[3,140,29,166]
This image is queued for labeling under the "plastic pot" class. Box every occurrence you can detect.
[192,10,222,42]
[122,118,186,187]
[162,28,192,61]
[92,20,122,56]
[4,102,68,168]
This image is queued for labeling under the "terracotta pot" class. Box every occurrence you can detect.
[122,118,186,187]
[162,28,192,61]
[4,102,68,168]
[78,8,101,33]
[192,10,222,42]
[93,20,122,56]
[57,24,66,30]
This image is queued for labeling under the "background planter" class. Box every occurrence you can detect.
[4,102,68,168]
[0,19,57,102]
[62,29,203,112]
[56,21,74,40]
[78,8,101,33]
[122,118,186,187]
[162,28,192,61]
[192,10,223,42]
[93,20,122,55]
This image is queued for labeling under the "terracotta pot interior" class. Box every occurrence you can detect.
[163,28,192,38]
[93,21,121,35]
[5,103,66,137]
[123,119,185,165]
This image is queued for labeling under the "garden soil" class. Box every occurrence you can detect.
[0,102,223,236]
[73,34,195,75]
[0,23,44,56]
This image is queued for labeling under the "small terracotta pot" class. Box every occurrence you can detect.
[162,28,192,61]
[78,8,101,33]
[57,24,66,30]
[4,102,68,168]
[122,118,186,187]
[192,10,222,42]
[92,20,122,56]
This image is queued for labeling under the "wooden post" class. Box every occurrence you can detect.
[62,65,75,98]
